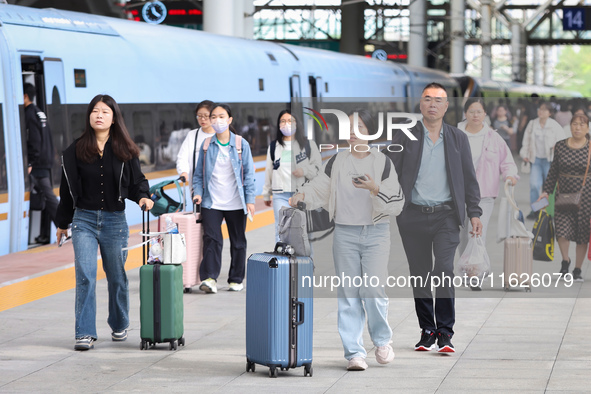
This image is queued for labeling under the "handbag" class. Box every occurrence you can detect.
[162,233,187,265]
[29,176,45,211]
[497,179,532,243]
[520,161,531,174]
[555,141,591,212]
[532,210,554,261]
[306,208,335,242]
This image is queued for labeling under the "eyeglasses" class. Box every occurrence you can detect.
[421,97,447,105]
[196,114,210,120]
[280,118,294,125]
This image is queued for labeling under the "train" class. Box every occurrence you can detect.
[0,4,582,256]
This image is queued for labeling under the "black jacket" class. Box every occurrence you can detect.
[25,104,54,170]
[55,140,150,229]
[385,121,482,225]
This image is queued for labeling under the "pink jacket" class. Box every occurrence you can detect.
[475,127,519,198]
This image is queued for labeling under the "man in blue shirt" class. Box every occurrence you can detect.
[386,83,483,353]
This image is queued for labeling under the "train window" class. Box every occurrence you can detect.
[325,82,329,93]
[0,105,6,194]
[391,86,395,96]
[74,69,86,88]
[266,53,278,65]
[259,79,264,91]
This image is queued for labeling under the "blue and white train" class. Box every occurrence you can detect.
[0,4,581,256]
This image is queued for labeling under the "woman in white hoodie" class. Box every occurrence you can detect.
[290,110,404,372]
[262,109,322,241]
[520,101,565,219]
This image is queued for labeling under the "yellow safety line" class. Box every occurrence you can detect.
[0,209,275,312]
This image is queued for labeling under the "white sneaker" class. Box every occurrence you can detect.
[199,278,217,294]
[347,357,368,371]
[375,344,395,364]
[228,282,244,291]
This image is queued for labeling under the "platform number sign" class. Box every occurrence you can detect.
[563,8,590,31]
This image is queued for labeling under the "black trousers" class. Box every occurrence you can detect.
[32,175,59,238]
[199,207,247,284]
[397,208,460,336]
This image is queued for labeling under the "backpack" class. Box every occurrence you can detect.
[278,203,311,257]
[149,179,184,216]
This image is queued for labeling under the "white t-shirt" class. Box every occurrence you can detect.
[335,154,376,225]
[462,127,487,169]
[278,140,293,192]
[209,143,243,211]
[534,122,548,159]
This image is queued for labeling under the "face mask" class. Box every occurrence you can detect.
[280,124,293,136]
[212,120,228,134]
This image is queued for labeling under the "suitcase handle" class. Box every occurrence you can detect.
[294,300,305,326]
[194,202,202,224]
[141,204,150,265]
[296,201,306,210]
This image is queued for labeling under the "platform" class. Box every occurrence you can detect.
[0,172,589,393]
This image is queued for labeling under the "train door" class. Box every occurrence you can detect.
[0,61,9,256]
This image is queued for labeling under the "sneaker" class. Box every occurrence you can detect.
[559,259,571,279]
[526,211,537,220]
[415,329,436,351]
[228,282,244,292]
[74,336,95,351]
[375,344,395,364]
[572,268,584,282]
[437,332,455,353]
[346,357,368,371]
[199,278,217,294]
[111,329,128,341]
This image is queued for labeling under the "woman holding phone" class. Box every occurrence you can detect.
[290,110,404,371]
[538,113,591,282]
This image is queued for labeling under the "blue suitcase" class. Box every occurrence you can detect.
[245,243,313,378]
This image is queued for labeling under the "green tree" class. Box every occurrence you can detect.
[555,46,591,97]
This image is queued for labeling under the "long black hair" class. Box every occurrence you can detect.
[275,109,307,148]
[76,94,139,163]
[348,109,376,138]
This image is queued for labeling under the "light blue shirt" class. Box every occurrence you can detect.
[411,121,452,206]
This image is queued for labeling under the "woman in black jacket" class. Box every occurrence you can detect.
[56,94,154,351]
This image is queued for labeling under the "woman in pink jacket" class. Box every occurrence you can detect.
[457,98,519,288]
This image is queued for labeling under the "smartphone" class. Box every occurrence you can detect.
[352,175,368,184]
[247,211,253,222]
[531,197,549,212]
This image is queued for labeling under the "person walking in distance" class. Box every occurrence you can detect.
[385,83,483,353]
[24,83,59,244]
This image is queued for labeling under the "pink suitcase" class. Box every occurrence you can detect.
[503,237,532,292]
[159,204,203,293]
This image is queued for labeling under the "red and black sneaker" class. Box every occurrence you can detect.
[437,332,455,353]
[414,329,436,351]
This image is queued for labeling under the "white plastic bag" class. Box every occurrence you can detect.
[458,236,490,279]
[162,233,187,265]
[497,179,533,243]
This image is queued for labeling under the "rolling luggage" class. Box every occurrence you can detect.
[158,203,203,293]
[139,207,185,350]
[245,243,314,378]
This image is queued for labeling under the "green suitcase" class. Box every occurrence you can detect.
[139,209,185,350]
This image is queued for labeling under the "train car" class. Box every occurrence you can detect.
[454,75,582,99]
[0,4,447,256]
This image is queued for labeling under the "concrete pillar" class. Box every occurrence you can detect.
[408,0,426,67]
[511,22,526,82]
[480,0,492,79]
[450,0,465,74]
[203,0,234,36]
[544,45,554,86]
[233,0,244,38]
[243,0,254,39]
[533,46,543,86]
[340,2,365,55]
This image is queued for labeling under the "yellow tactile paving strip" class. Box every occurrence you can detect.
[0,209,274,312]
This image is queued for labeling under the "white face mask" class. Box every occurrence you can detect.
[212,119,229,134]
[280,124,293,136]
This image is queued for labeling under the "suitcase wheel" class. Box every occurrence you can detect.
[268,367,277,378]
[525,286,532,292]
[140,340,148,350]
[304,364,313,377]
[183,287,192,294]
[169,340,178,350]
[179,337,185,346]
[246,360,255,373]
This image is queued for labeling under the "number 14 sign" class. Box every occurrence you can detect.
[563,8,591,31]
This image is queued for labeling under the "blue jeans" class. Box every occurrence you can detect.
[332,223,392,360]
[530,157,551,205]
[72,209,129,339]
[272,192,294,242]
